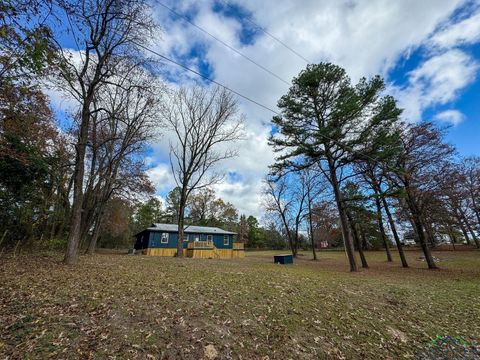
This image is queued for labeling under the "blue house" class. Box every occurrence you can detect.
[134,223,245,259]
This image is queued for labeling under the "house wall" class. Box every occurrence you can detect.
[148,231,182,248]
[135,229,243,258]
[147,231,234,249]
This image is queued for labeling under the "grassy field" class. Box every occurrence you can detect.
[1,249,479,359]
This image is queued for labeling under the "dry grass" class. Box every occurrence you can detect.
[0,249,479,359]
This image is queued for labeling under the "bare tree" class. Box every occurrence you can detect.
[387,122,454,269]
[440,162,480,248]
[461,157,480,227]
[54,0,156,264]
[357,162,408,267]
[81,65,163,254]
[264,174,307,257]
[300,169,326,261]
[311,201,341,248]
[161,86,243,257]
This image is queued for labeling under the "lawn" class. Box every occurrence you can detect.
[1,249,479,359]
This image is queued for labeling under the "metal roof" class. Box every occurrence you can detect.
[146,223,237,235]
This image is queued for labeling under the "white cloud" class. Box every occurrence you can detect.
[434,109,466,126]
[393,49,479,121]
[146,163,177,194]
[431,9,480,48]
[409,49,478,104]
[149,0,473,217]
[211,127,275,216]
[48,1,480,218]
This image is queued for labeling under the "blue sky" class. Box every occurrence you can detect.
[387,41,480,157]
[48,0,480,216]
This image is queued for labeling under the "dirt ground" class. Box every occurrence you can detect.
[1,249,479,359]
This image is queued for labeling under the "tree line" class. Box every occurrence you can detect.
[266,63,480,271]
[1,0,245,262]
[1,1,478,271]
[1,0,163,262]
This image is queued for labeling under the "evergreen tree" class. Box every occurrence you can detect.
[133,197,164,233]
[269,63,401,271]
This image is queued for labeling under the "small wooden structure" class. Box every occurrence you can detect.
[134,223,245,259]
[274,254,293,264]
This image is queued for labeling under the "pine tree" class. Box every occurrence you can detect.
[269,63,401,271]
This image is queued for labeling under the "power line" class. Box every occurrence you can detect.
[156,0,290,86]
[134,41,401,173]
[217,0,312,64]
[134,41,280,114]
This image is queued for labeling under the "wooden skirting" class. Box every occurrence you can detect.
[143,247,245,259]
[143,248,186,257]
[232,249,245,258]
[190,249,216,258]
[215,249,232,258]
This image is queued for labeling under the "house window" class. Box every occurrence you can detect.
[224,235,229,245]
[161,233,169,244]
[207,235,213,242]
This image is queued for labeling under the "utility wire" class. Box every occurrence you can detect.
[217,0,312,64]
[133,41,402,172]
[156,0,290,86]
[134,41,280,114]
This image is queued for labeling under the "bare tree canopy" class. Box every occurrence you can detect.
[51,0,158,264]
[160,85,243,257]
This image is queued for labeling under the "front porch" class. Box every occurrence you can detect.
[186,240,245,259]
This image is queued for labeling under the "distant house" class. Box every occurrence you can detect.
[402,230,417,246]
[134,223,245,259]
[318,240,329,249]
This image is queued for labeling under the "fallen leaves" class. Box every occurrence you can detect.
[203,344,218,359]
[0,251,479,359]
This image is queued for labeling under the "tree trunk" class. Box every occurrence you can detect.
[308,201,317,261]
[49,218,57,241]
[86,215,102,255]
[423,218,437,247]
[467,227,480,249]
[177,186,189,258]
[64,108,90,265]
[288,230,297,257]
[13,238,22,258]
[356,226,369,269]
[57,177,74,241]
[346,212,368,269]
[381,197,408,267]
[459,207,480,248]
[448,229,456,251]
[469,191,480,226]
[455,213,471,245]
[329,162,357,272]
[293,228,300,258]
[310,235,317,260]
[374,196,392,262]
[405,188,437,269]
[177,209,185,258]
[278,209,296,257]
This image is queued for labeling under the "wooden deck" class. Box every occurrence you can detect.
[144,242,245,259]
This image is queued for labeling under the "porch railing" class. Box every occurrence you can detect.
[188,240,214,249]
